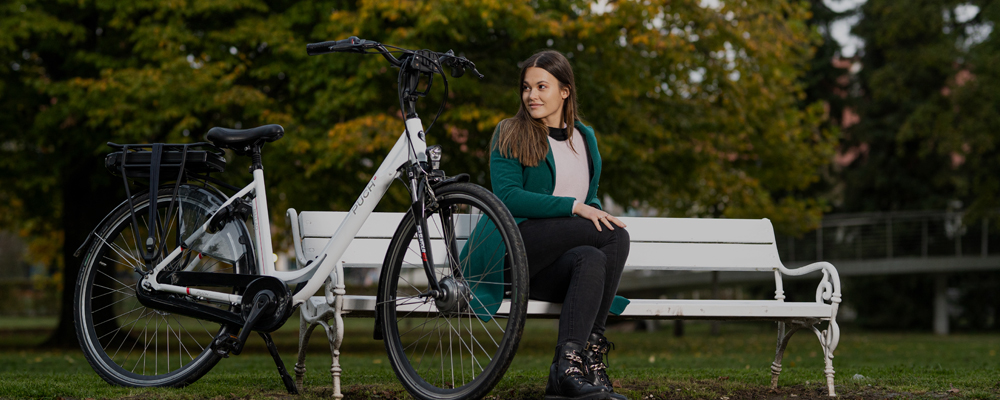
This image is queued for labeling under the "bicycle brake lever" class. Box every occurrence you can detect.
[463,58,484,80]
[471,67,484,80]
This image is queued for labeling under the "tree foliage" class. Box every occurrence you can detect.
[1,0,834,345]
[844,0,1000,222]
[833,0,1000,332]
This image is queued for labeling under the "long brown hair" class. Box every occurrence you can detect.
[492,50,580,167]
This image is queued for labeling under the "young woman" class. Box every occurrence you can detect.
[490,50,630,400]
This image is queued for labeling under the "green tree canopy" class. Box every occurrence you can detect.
[827,0,1000,332]
[843,0,1000,222]
[1,0,835,345]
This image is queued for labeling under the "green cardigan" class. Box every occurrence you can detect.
[491,120,604,222]
[458,120,629,321]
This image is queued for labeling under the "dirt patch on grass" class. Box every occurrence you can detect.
[289,380,992,400]
[336,384,409,399]
[74,381,993,400]
[617,379,984,400]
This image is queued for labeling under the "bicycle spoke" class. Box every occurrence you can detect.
[109,240,144,269]
[100,252,141,272]
[194,317,215,341]
[171,315,200,359]
[197,259,222,273]
[91,291,139,315]
[399,317,444,348]
[123,226,142,265]
[156,315,161,375]
[109,307,153,359]
[96,304,147,331]
[126,311,156,373]
[410,313,442,370]
[94,268,137,295]
[394,259,425,296]
[95,234,142,269]
[90,282,135,302]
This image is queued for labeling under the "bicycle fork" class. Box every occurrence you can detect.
[407,166,442,296]
[406,163,466,297]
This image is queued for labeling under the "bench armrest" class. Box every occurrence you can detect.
[777,261,841,305]
[287,208,307,268]
[778,261,841,354]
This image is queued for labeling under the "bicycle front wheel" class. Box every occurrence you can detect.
[74,184,256,388]
[379,182,528,400]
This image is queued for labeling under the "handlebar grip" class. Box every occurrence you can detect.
[306,36,364,55]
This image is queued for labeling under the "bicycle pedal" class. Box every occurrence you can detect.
[212,333,242,358]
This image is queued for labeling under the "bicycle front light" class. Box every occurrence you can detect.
[426,145,442,170]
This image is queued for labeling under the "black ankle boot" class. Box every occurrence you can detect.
[545,342,611,400]
[583,333,627,400]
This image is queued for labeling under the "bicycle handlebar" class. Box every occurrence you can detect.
[305,37,369,55]
[305,36,483,80]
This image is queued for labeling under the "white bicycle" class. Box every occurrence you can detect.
[73,37,529,400]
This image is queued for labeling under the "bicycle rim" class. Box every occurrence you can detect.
[75,185,256,387]
[380,183,528,400]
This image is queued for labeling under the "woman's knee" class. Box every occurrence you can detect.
[570,246,607,271]
[613,226,630,244]
[609,228,629,274]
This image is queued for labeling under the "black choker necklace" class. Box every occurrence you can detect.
[548,126,568,141]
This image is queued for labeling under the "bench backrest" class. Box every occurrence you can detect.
[297,212,783,272]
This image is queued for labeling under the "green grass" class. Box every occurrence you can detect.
[0,317,998,399]
[0,317,57,330]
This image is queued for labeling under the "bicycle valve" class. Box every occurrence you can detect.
[426,145,442,170]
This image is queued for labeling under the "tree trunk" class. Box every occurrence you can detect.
[42,154,120,348]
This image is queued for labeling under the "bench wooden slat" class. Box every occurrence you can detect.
[300,212,402,238]
[300,212,777,245]
[618,299,831,319]
[303,239,783,272]
[626,242,781,271]
[301,211,463,239]
[333,295,832,320]
[302,237,457,269]
[611,217,776,244]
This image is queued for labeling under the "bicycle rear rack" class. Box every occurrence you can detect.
[106,142,226,267]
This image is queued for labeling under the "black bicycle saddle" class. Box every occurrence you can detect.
[207,124,284,153]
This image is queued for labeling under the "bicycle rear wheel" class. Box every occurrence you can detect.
[74,184,256,387]
[379,182,528,400]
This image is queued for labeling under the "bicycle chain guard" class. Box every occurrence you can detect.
[239,276,293,332]
[209,276,293,357]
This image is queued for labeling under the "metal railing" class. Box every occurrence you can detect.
[776,210,1000,263]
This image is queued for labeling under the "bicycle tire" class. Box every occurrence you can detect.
[379,182,528,400]
[74,184,257,388]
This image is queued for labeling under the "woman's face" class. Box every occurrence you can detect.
[522,67,569,128]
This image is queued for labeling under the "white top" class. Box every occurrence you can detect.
[548,127,589,205]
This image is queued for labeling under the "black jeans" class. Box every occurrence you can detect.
[518,217,629,347]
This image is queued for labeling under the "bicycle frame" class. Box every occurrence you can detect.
[140,117,429,307]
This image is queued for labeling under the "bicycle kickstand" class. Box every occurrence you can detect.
[260,331,299,394]
[211,290,298,394]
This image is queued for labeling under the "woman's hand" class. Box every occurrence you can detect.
[573,202,627,231]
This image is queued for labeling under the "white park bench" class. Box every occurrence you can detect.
[289,211,842,398]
